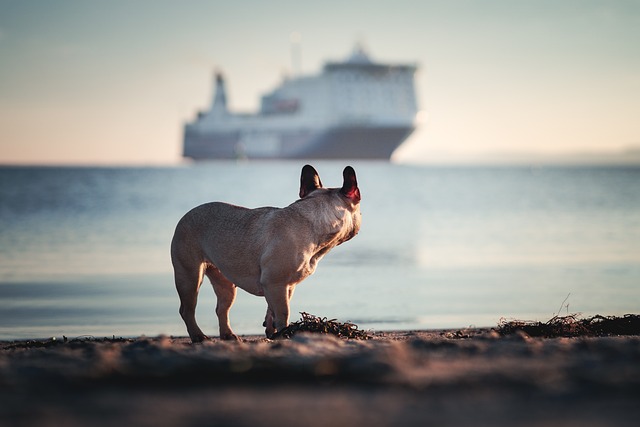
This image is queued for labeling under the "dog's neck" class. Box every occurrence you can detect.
[290,194,360,247]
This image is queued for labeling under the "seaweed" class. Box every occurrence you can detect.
[274,312,371,340]
[497,313,640,338]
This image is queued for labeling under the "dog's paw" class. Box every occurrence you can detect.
[190,333,209,344]
[266,329,289,340]
[221,332,241,341]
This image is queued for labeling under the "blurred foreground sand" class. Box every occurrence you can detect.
[1,330,639,427]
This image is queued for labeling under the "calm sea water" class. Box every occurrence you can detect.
[1,162,639,340]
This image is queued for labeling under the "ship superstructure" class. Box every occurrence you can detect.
[183,45,418,160]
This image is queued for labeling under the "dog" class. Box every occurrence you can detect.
[171,165,361,342]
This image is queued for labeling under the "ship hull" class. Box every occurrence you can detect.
[183,125,414,160]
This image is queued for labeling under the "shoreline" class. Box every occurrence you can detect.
[2,329,639,426]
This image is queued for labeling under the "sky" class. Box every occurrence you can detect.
[0,0,639,165]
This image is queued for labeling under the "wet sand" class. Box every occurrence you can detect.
[1,329,639,427]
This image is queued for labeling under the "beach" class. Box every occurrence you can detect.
[1,329,639,427]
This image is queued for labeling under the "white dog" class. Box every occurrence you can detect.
[171,165,361,342]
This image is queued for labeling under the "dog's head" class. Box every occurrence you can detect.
[299,164,361,243]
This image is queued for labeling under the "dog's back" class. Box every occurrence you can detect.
[171,202,279,290]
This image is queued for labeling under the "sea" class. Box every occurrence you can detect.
[1,161,639,340]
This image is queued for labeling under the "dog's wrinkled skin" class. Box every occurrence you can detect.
[171,165,361,342]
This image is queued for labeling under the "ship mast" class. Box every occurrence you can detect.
[210,71,228,117]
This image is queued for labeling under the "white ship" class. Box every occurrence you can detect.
[183,45,419,160]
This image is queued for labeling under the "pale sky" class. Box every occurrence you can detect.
[1,0,639,165]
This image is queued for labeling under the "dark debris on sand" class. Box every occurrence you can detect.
[2,335,132,350]
[497,313,640,338]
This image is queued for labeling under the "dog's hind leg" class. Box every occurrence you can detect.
[205,266,240,341]
[174,262,208,343]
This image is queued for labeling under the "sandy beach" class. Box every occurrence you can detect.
[1,328,639,427]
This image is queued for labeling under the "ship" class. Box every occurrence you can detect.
[182,45,419,160]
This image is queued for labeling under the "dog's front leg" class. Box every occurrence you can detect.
[263,308,275,337]
[263,284,292,338]
[263,286,296,337]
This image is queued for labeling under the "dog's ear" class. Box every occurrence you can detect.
[340,166,360,203]
[300,164,323,198]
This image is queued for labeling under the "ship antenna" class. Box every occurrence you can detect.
[290,31,302,76]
